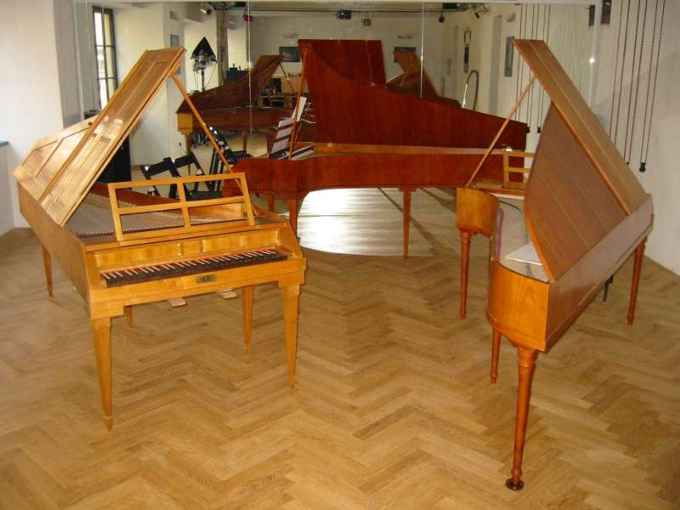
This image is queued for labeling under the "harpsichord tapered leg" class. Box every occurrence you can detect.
[41,245,53,297]
[459,231,471,319]
[401,188,412,259]
[91,317,113,430]
[282,284,300,387]
[627,239,646,325]
[242,286,254,351]
[506,346,538,490]
[124,306,133,327]
[491,329,501,384]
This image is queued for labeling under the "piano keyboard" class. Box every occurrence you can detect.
[100,248,287,287]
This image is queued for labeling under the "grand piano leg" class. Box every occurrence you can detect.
[627,239,646,325]
[490,329,501,383]
[507,346,538,490]
[266,193,276,212]
[282,284,300,387]
[459,231,471,319]
[91,317,113,430]
[243,285,254,351]
[401,188,412,258]
[41,245,53,297]
[241,131,249,153]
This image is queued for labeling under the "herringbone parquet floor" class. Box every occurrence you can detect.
[1,187,679,509]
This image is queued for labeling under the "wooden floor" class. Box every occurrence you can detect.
[1,187,680,509]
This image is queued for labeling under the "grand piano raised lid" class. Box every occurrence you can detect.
[15,48,306,430]
[456,39,653,490]
[234,39,529,256]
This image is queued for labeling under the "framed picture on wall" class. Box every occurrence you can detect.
[279,46,300,63]
[504,36,514,77]
[393,46,416,62]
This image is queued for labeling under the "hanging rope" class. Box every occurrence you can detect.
[527,5,536,130]
[623,0,643,163]
[640,0,666,172]
[638,0,660,165]
[537,5,549,132]
[608,0,626,137]
[626,0,649,164]
[514,5,525,121]
[517,5,526,122]
[613,0,632,146]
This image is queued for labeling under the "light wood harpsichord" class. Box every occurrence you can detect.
[14,48,306,430]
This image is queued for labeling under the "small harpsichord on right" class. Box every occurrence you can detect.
[463,40,653,490]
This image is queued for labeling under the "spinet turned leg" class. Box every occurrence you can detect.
[401,188,412,259]
[490,329,501,383]
[627,239,646,325]
[282,284,300,387]
[507,346,537,490]
[91,317,113,431]
[41,245,53,297]
[242,286,254,351]
[459,230,472,319]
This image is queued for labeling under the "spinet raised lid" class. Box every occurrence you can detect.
[15,49,185,226]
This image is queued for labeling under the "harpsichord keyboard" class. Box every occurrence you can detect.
[100,248,287,287]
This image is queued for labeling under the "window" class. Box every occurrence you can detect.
[93,6,118,108]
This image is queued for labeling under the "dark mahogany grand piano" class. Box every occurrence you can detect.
[457,40,653,489]
[177,54,290,151]
[234,39,528,256]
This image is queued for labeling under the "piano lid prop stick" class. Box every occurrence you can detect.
[465,76,536,188]
[171,74,233,176]
[278,62,295,98]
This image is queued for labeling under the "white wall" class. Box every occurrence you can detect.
[112,2,216,165]
[54,0,82,127]
[0,0,65,229]
[470,4,592,119]
[592,0,680,274]
[115,3,168,166]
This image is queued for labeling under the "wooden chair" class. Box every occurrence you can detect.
[142,156,221,201]
[141,158,179,198]
[209,127,250,166]
[173,151,218,197]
